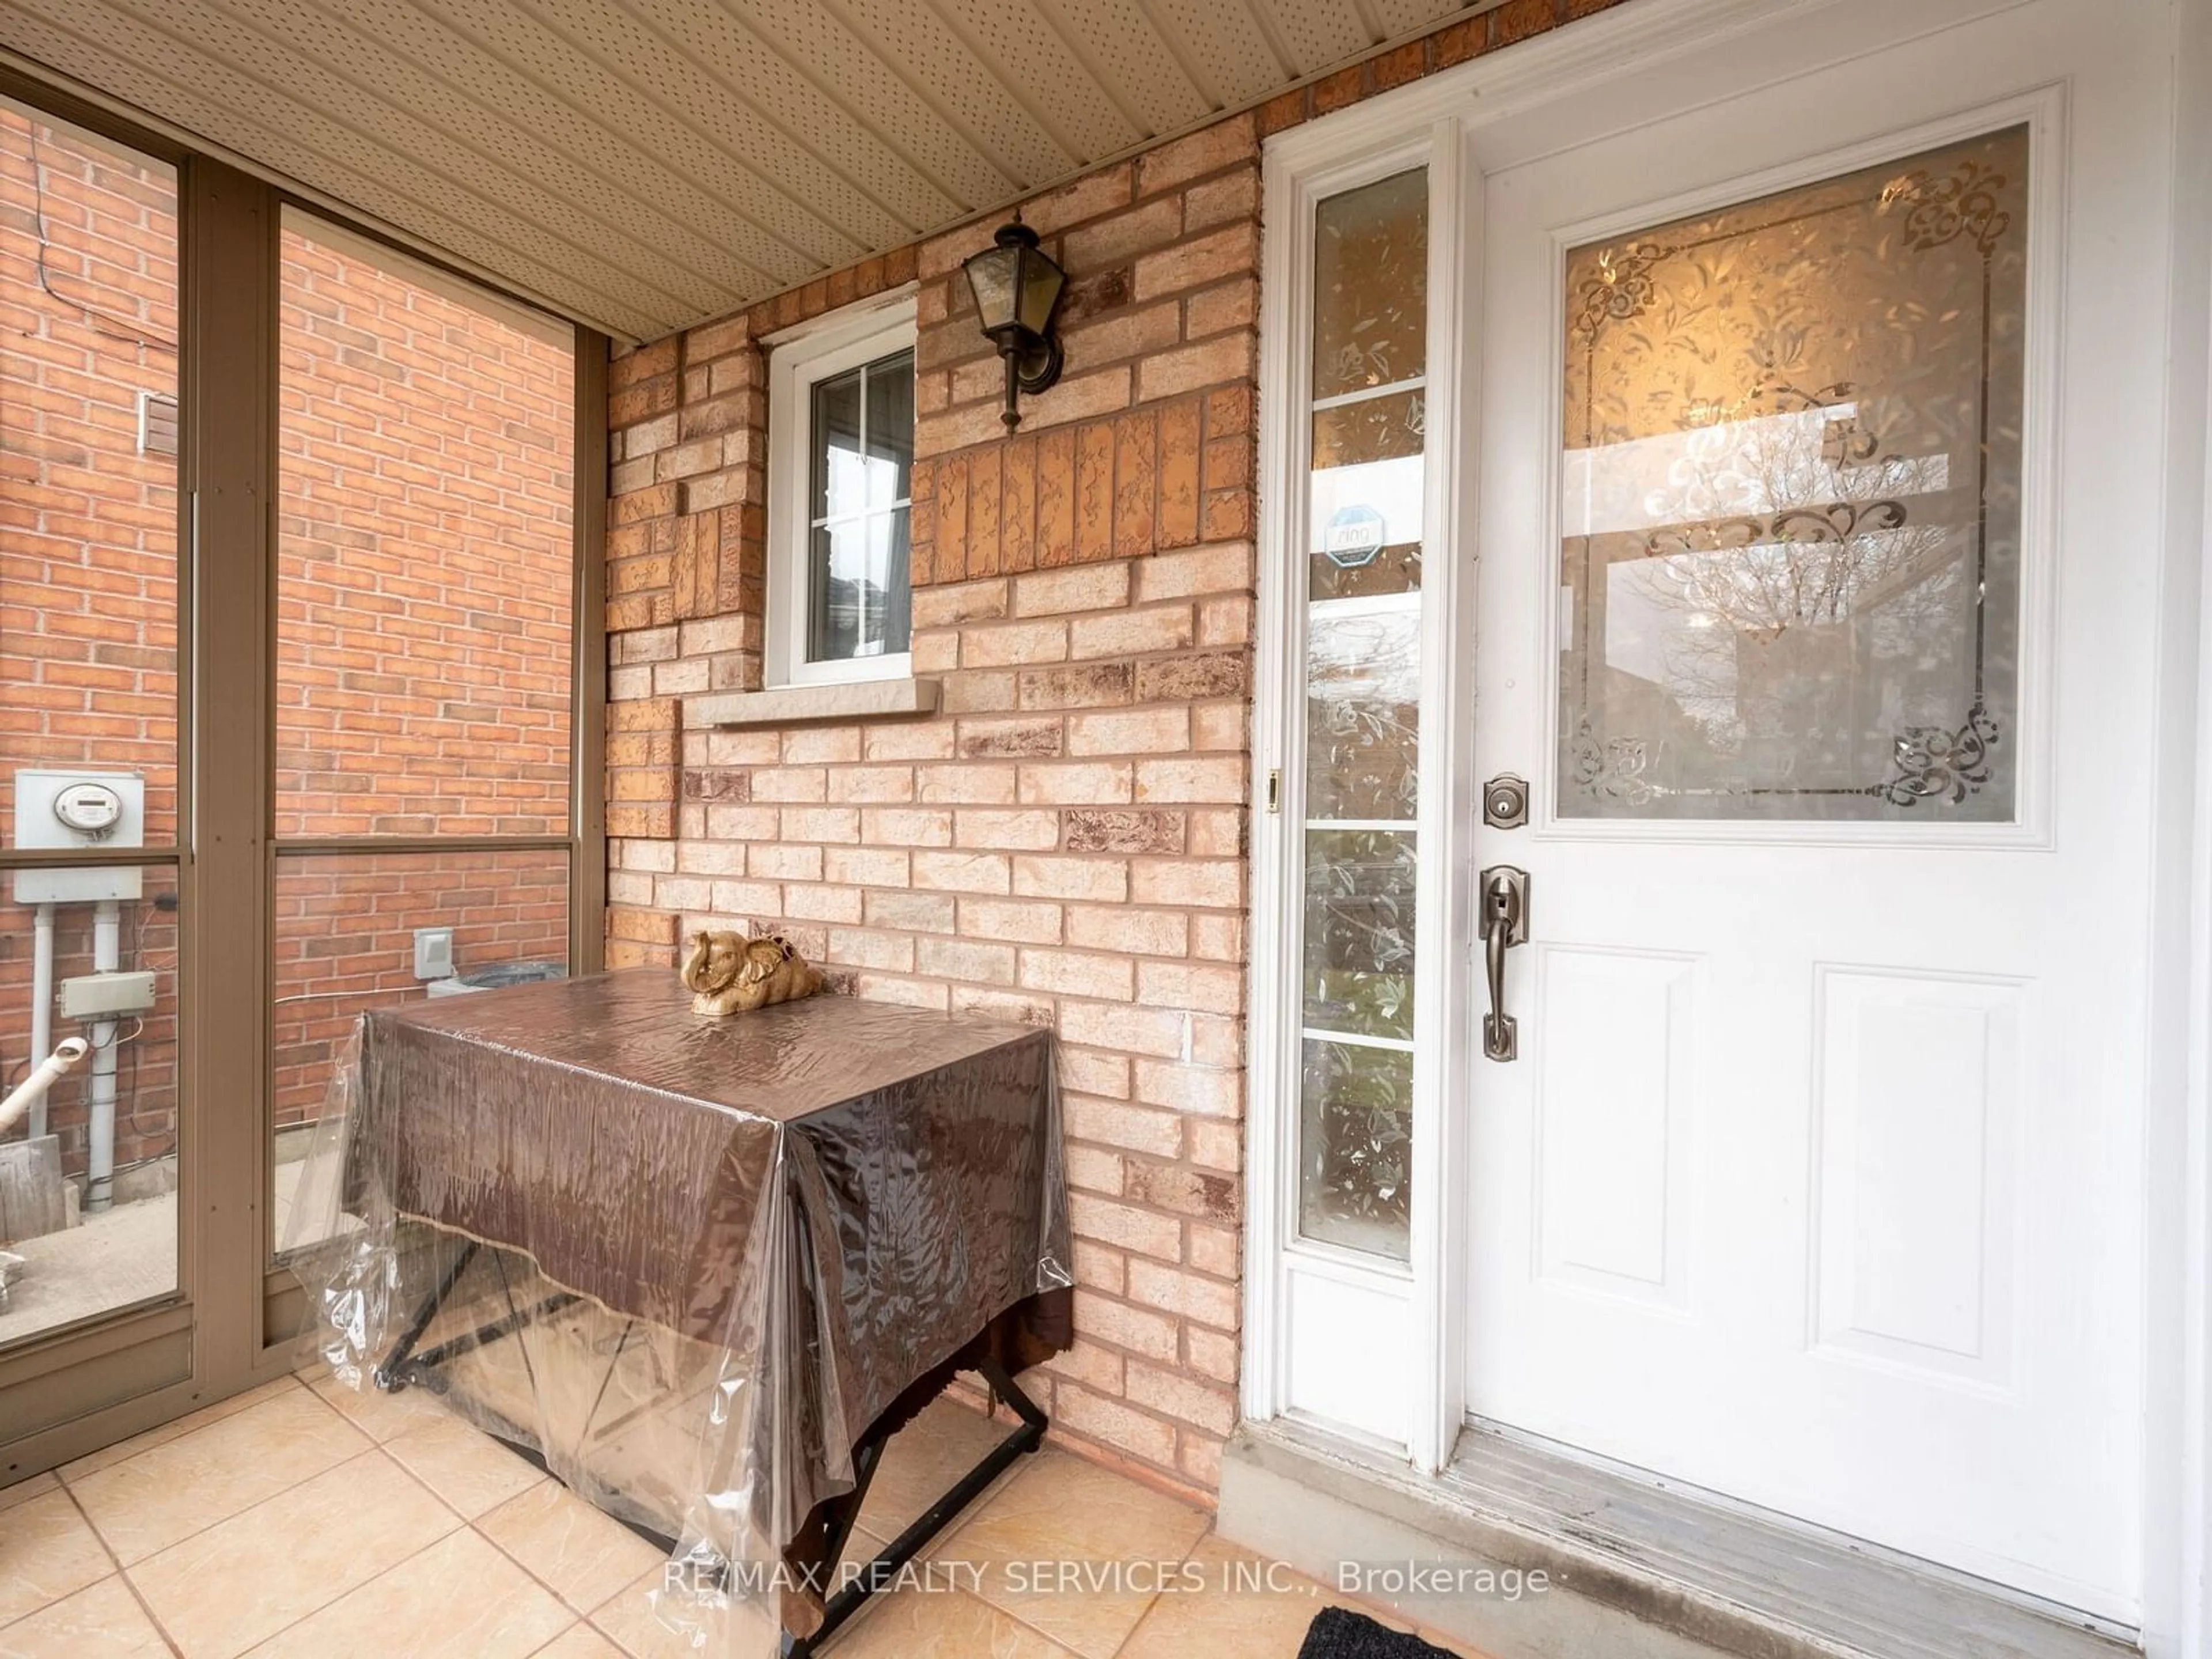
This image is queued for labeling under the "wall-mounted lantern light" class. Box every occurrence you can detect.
[963,214,1066,430]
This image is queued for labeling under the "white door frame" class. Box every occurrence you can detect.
[1240,0,2212,1647]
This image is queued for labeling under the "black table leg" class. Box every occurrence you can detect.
[377,1245,1048,1657]
[373,1236,577,1393]
[780,1363,1048,1657]
[373,1237,478,1391]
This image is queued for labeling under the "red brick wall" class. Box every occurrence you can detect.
[270,850,569,1122]
[1,108,577,1178]
[275,224,575,839]
[0,104,181,1179]
[601,0,1631,1498]
[0,104,179,839]
[268,224,575,1129]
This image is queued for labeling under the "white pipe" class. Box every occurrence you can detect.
[28,902,52,1141]
[0,1037,88,1137]
[86,898,120,1213]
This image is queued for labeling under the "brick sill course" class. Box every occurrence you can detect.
[683,677,941,729]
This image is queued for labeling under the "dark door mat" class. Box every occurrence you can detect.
[1298,1606,1461,1658]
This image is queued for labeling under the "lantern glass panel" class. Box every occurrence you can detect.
[1017,251,1062,336]
[965,247,1018,332]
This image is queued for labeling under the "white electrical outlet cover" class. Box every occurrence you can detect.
[414,927,455,980]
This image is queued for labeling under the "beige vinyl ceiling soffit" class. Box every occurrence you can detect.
[0,0,1493,341]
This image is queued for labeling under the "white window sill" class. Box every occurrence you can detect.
[683,676,940,729]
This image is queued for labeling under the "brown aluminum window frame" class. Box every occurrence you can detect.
[0,65,607,1482]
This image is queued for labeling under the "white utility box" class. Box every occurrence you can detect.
[60,970,157,1019]
[11,769,146,904]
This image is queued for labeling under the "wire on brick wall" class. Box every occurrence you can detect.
[270,986,426,1005]
[13,126,177,354]
[86,1017,144,1051]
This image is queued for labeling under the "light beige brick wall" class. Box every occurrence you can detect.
[605,120,1258,1497]
[601,0,1637,1498]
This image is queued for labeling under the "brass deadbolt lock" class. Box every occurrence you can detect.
[1483,773,1529,830]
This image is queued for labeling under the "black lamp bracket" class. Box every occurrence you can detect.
[1012,331,1062,396]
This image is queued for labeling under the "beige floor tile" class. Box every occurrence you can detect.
[0,1472,58,1516]
[563,1392,714,1545]
[127,1449,457,1659]
[1118,1536,1393,1658]
[588,1565,780,1659]
[830,1585,1074,1658]
[0,1576,170,1658]
[528,1627,627,1659]
[585,1569,687,1659]
[66,1384,369,1563]
[0,1490,113,1626]
[60,1375,305,1482]
[935,1449,1212,1659]
[305,1368,449,1444]
[382,1407,548,1520]
[478,1478,669,1613]
[853,1396,1021,1546]
[241,1529,574,1659]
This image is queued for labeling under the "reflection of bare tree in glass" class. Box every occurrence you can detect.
[1305,607,1421,819]
[1618,404,1965,786]
[1302,831,1416,1039]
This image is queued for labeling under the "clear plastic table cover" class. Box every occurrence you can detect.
[286,970,1071,1653]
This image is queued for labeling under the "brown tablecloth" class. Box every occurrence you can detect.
[311,971,1071,1641]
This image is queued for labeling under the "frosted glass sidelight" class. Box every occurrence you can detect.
[1297,168,1427,1261]
[1302,830,1419,1043]
[1300,1037,1415,1257]
[1313,169,1429,401]
[1305,608,1421,823]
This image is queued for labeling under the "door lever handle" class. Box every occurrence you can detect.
[1479,865,1529,1062]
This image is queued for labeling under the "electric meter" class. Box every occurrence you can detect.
[12,769,145,902]
[52,781,124,835]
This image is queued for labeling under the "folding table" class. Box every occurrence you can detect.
[298,971,1072,1656]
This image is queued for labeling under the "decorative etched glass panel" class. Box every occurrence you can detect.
[1558,127,2027,820]
[1302,830,1418,1040]
[1313,169,1428,401]
[1300,1037,1413,1256]
[1310,389,1424,601]
[1298,168,1426,1263]
[1306,609,1419,821]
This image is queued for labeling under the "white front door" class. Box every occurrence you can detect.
[1464,0,2164,1622]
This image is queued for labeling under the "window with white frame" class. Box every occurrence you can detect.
[766,296,918,686]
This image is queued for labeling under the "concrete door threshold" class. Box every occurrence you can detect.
[1216,1417,2138,1659]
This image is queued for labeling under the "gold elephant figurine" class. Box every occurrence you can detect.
[680,930,825,1017]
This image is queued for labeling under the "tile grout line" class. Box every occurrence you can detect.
[18,1380,324,1646]
[126,1445,480,1659]
[318,1372,676,1655]
[387,1427,685,1649]
[26,1377,1233,1659]
[62,1376,384,1578]
[55,1372,316,1492]
[467,1472,652,1625]
[912,1444,1217,1659]
[56,1471,187,1658]
[54,1373,313,1490]
[1099,1509,1216,1659]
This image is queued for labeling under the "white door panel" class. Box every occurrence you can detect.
[1464,0,2159,1620]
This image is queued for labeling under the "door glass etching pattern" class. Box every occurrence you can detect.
[1298,168,1426,1260]
[1558,126,2028,820]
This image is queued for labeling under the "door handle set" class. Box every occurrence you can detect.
[1479,865,1529,1062]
